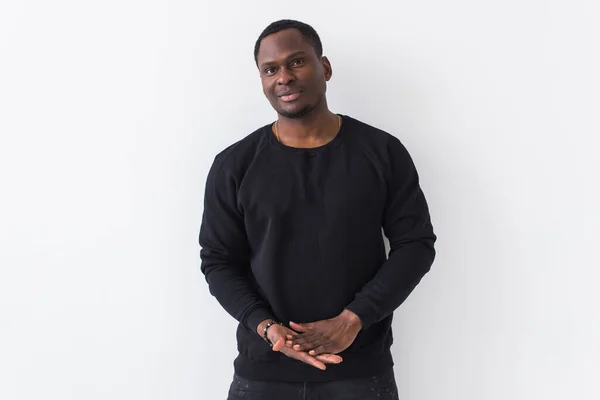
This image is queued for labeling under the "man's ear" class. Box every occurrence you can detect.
[321,56,333,81]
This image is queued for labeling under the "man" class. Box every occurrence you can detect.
[199,19,436,400]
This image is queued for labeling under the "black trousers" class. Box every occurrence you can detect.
[227,368,399,400]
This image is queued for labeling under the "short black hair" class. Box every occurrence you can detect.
[254,19,323,65]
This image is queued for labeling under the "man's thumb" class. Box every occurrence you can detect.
[271,335,284,351]
[268,327,284,351]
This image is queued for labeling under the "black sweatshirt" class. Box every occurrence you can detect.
[199,115,436,382]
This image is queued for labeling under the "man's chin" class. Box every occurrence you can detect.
[278,105,314,119]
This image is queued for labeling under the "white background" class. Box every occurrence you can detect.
[1,1,598,399]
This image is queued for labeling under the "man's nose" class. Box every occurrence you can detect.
[277,67,296,86]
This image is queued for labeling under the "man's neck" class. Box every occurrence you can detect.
[275,109,340,147]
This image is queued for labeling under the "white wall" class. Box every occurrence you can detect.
[1,1,598,399]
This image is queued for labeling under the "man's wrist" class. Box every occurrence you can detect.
[340,309,363,330]
[256,319,272,336]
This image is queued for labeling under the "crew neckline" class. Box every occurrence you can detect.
[266,114,347,154]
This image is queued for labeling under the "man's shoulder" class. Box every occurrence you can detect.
[343,115,402,148]
[211,124,271,172]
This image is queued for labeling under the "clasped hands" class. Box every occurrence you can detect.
[259,309,362,371]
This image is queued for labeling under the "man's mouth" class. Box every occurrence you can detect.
[278,91,302,102]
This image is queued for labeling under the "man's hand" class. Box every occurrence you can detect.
[285,309,362,356]
[257,319,343,370]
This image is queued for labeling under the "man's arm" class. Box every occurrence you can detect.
[288,135,436,355]
[199,155,275,333]
[200,154,345,369]
[344,135,436,330]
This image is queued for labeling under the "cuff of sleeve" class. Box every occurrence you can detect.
[243,306,275,334]
[345,299,379,331]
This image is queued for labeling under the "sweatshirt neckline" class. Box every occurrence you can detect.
[266,114,347,154]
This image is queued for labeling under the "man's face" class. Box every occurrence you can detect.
[256,29,331,119]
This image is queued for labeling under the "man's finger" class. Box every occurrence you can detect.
[293,336,327,352]
[289,321,313,332]
[291,332,320,346]
[281,347,326,370]
[292,338,331,355]
[267,329,286,350]
[298,353,326,370]
[271,337,285,352]
[285,331,300,347]
[308,345,331,356]
[315,353,343,364]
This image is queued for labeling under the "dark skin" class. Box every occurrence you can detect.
[257,28,339,148]
[254,28,363,369]
[256,321,343,370]
[286,310,362,356]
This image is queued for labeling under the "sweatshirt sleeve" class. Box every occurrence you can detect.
[199,154,275,333]
[345,136,437,330]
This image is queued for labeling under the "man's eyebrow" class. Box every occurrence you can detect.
[285,51,308,60]
[259,51,308,69]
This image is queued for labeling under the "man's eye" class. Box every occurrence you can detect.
[265,67,276,75]
[291,59,305,67]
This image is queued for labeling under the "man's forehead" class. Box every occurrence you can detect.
[257,29,313,62]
